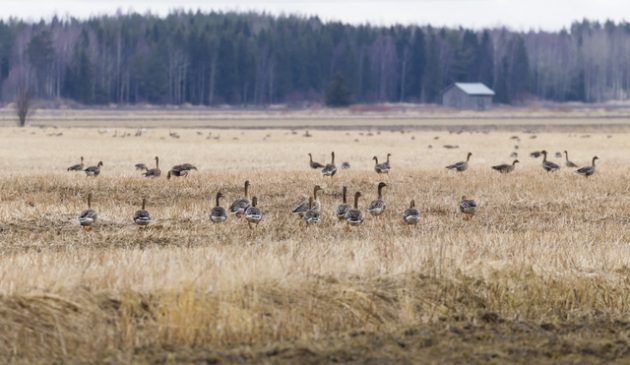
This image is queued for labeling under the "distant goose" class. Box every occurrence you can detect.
[292,185,322,217]
[135,163,147,171]
[510,152,518,158]
[304,197,321,225]
[446,152,472,172]
[555,151,562,158]
[492,160,519,174]
[321,152,337,178]
[341,162,351,169]
[402,200,420,225]
[167,163,197,179]
[530,151,542,158]
[230,180,251,216]
[459,196,477,220]
[244,196,263,229]
[576,156,598,177]
[346,192,364,226]
[368,182,387,216]
[210,192,228,223]
[373,156,390,174]
[564,151,578,168]
[78,193,98,228]
[143,156,161,178]
[133,198,152,226]
[335,186,352,220]
[308,153,324,169]
[541,150,560,172]
[84,161,103,177]
[67,156,84,171]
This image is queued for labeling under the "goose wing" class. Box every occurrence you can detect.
[292,197,309,216]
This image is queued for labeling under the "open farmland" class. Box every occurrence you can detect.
[0,113,629,364]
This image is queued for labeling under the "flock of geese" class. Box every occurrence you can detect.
[68,147,599,230]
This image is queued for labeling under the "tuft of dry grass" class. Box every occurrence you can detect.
[0,126,629,363]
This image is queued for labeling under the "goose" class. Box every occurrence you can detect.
[135,163,147,171]
[368,182,387,216]
[530,151,542,158]
[292,185,323,217]
[335,186,352,220]
[133,198,152,226]
[167,163,197,179]
[67,156,84,171]
[564,151,578,168]
[321,152,337,177]
[459,196,477,220]
[446,152,472,172]
[230,180,251,216]
[510,152,518,158]
[308,153,324,169]
[210,192,228,223]
[341,162,351,169]
[84,161,103,177]
[576,156,598,177]
[78,193,98,228]
[303,197,321,224]
[373,156,390,174]
[384,153,392,169]
[143,156,161,178]
[492,160,519,174]
[541,150,560,172]
[402,200,420,225]
[244,196,263,228]
[346,192,364,226]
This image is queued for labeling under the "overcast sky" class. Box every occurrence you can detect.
[1,0,627,31]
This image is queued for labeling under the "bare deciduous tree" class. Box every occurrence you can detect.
[15,87,31,127]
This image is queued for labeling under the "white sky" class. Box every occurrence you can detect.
[0,0,627,31]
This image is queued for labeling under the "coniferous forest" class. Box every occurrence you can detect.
[0,11,629,106]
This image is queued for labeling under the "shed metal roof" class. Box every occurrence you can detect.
[452,83,495,96]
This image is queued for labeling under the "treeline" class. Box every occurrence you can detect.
[0,12,629,106]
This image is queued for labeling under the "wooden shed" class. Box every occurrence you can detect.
[442,83,495,110]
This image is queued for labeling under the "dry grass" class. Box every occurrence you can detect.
[0,124,629,363]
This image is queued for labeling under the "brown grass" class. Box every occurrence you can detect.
[0,125,629,363]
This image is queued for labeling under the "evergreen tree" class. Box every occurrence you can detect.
[325,74,351,107]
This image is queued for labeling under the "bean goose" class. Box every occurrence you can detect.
[308,153,324,169]
[133,198,152,226]
[368,182,387,216]
[244,196,263,229]
[135,163,147,171]
[564,151,578,168]
[84,161,103,177]
[230,180,251,216]
[167,163,197,179]
[292,185,323,217]
[78,193,98,228]
[346,192,364,226]
[373,156,390,174]
[384,153,392,169]
[143,156,161,178]
[459,196,477,220]
[67,156,84,171]
[303,197,321,225]
[335,186,352,220]
[402,200,420,225]
[321,152,337,177]
[492,160,519,174]
[210,192,228,223]
[541,150,560,172]
[446,152,472,172]
[576,156,598,177]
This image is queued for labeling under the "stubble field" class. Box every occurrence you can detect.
[0,118,629,364]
